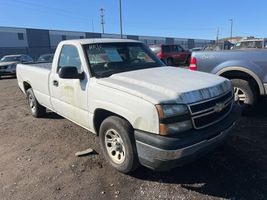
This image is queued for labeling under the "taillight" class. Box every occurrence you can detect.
[189,57,197,71]
[157,52,163,58]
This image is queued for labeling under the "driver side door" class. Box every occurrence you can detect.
[50,44,90,129]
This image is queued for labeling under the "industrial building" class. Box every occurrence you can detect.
[0,26,214,59]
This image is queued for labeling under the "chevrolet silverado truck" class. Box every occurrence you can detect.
[17,39,240,173]
[190,50,267,112]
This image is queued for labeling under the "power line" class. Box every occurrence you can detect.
[6,0,92,21]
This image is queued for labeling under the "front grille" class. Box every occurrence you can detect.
[0,65,8,70]
[190,91,232,114]
[189,91,233,129]
[193,103,232,128]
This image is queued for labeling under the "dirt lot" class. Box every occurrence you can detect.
[0,78,267,200]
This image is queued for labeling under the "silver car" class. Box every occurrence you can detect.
[0,54,33,78]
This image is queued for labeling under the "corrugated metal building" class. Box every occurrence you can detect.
[0,26,214,59]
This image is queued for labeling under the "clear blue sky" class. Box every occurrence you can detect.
[0,0,266,40]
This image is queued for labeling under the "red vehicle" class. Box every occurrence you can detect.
[149,44,191,66]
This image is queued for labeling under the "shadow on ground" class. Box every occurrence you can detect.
[42,111,64,120]
[132,99,267,200]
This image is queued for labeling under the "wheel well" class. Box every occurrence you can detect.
[23,82,31,92]
[220,70,260,95]
[93,109,130,136]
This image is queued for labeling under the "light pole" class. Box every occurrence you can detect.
[229,18,233,40]
[119,0,123,38]
[216,27,219,44]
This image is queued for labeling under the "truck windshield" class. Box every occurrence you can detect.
[83,42,164,78]
[234,41,263,49]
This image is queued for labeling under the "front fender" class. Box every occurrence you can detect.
[91,99,159,134]
[88,84,160,134]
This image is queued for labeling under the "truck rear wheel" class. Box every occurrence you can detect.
[99,116,139,173]
[231,79,257,113]
[26,88,46,118]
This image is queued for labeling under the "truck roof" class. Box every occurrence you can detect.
[60,38,141,45]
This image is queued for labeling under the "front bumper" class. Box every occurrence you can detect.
[0,69,16,76]
[134,103,241,171]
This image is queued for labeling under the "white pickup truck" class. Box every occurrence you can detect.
[17,39,240,173]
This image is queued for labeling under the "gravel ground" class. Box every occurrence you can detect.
[0,77,267,200]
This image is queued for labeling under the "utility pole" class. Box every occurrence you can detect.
[216,27,219,44]
[119,0,123,38]
[229,18,233,40]
[100,8,105,34]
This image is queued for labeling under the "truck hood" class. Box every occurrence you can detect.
[96,67,231,104]
[0,61,17,66]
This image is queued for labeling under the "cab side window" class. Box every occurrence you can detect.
[177,45,183,52]
[58,45,82,73]
[172,45,178,53]
[21,55,33,63]
[162,45,171,53]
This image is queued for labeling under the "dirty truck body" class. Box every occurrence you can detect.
[17,39,240,173]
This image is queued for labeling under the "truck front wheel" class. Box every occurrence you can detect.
[231,79,257,113]
[26,88,46,118]
[99,116,139,173]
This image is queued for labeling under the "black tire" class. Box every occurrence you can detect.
[26,88,46,118]
[99,116,139,173]
[166,58,174,66]
[231,79,258,113]
[185,56,191,65]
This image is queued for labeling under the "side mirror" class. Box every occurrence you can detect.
[58,66,84,79]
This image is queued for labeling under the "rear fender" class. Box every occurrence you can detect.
[212,60,265,94]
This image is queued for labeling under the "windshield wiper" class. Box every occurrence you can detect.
[96,70,117,78]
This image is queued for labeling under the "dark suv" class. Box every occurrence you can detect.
[149,44,191,66]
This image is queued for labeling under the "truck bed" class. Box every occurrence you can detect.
[26,62,52,70]
[17,62,53,110]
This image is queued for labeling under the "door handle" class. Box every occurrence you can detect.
[53,80,59,87]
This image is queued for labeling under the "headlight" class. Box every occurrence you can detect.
[7,64,16,69]
[156,104,192,136]
[156,104,189,119]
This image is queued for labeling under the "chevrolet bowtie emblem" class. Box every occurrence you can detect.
[214,102,225,113]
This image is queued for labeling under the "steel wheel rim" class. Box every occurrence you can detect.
[234,87,246,104]
[104,129,125,164]
[28,93,36,113]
